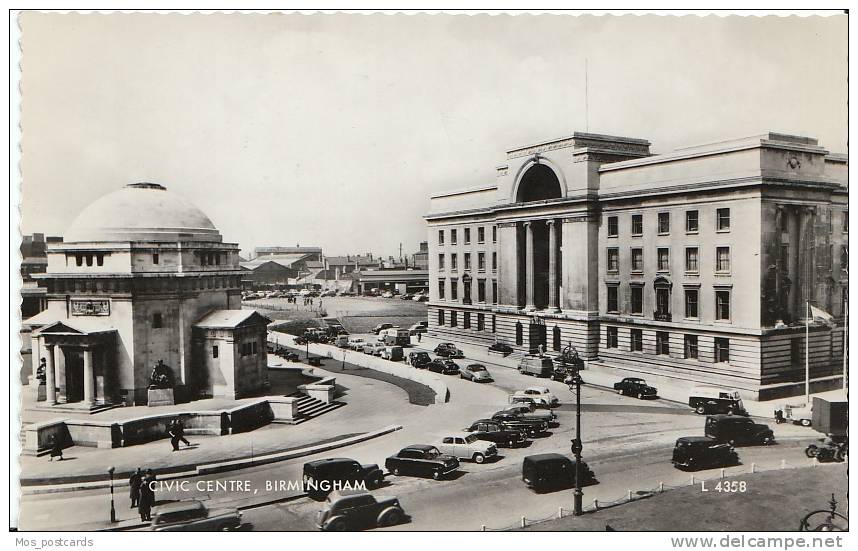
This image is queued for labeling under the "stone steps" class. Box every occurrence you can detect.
[287,393,346,425]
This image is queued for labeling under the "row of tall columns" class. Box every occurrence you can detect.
[522,219,561,312]
[38,339,96,407]
[43,342,56,405]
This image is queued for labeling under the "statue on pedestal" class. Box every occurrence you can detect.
[148,360,175,389]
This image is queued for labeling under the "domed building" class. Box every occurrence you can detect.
[25,183,270,409]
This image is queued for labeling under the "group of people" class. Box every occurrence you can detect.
[128,468,158,521]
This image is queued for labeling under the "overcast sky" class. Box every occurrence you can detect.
[19,13,847,258]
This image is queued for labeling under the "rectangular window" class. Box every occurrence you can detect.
[656,332,670,355]
[478,279,486,302]
[478,227,485,244]
[96,254,104,266]
[477,313,485,332]
[438,230,445,245]
[657,212,670,234]
[607,216,619,237]
[716,247,730,273]
[606,285,619,313]
[451,280,458,301]
[152,253,159,264]
[717,208,731,231]
[492,252,497,271]
[438,310,445,326]
[843,211,849,233]
[451,229,457,245]
[492,226,497,243]
[478,252,486,271]
[631,214,643,236]
[75,254,83,266]
[464,312,471,329]
[715,290,731,321]
[438,254,445,271]
[630,329,643,352]
[631,285,644,314]
[685,289,699,318]
[451,254,458,271]
[841,245,848,270]
[791,338,801,365]
[450,311,458,327]
[631,248,644,272]
[212,345,219,359]
[464,228,471,245]
[464,253,471,270]
[492,315,496,333]
[606,327,618,349]
[657,248,670,271]
[607,248,620,272]
[153,313,163,328]
[684,335,698,360]
[685,247,699,273]
[492,280,498,304]
[686,210,699,233]
[438,279,445,300]
[714,337,730,363]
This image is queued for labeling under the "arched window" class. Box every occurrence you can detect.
[516,163,562,202]
[515,321,523,346]
[553,326,561,351]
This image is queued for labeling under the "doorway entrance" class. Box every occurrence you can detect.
[63,348,84,402]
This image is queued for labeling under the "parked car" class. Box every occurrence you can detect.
[320,290,337,297]
[488,342,513,355]
[149,500,242,532]
[512,387,559,407]
[399,293,414,300]
[381,346,404,361]
[411,293,425,301]
[381,291,395,299]
[522,454,595,492]
[372,323,395,335]
[434,343,464,358]
[704,415,775,446]
[463,419,528,448]
[671,436,740,470]
[408,322,428,335]
[436,433,498,463]
[614,377,658,399]
[491,412,548,436]
[689,386,748,415]
[315,490,405,531]
[302,458,385,498]
[347,338,367,350]
[508,395,551,410]
[406,351,432,368]
[499,404,557,426]
[362,342,386,356]
[460,363,493,382]
[335,335,351,348]
[426,360,456,375]
[517,355,554,377]
[432,359,460,375]
[774,402,813,427]
[385,445,459,479]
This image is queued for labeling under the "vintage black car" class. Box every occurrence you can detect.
[302,457,385,498]
[427,359,460,375]
[406,351,432,368]
[490,412,548,436]
[434,343,464,358]
[315,490,406,531]
[522,453,595,492]
[704,415,775,446]
[463,420,528,448]
[613,377,658,399]
[498,404,557,426]
[488,342,514,355]
[385,445,460,479]
[672,436,740,470]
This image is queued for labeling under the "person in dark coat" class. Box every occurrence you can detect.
[167,420,180,451]
[128,468,142,508]
[48,435,63,461]
[138,471,156,522]
[173,418,191,448]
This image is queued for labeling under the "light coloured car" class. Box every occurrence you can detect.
[436,433,498,464]
[408,322,428,335]
[460,363,493,382]
[381,346,404,361]
[348,337,366,350]
[150,500,242,532]
[363,342,386,356]
[381,291,395,298]
[513,387,559,407]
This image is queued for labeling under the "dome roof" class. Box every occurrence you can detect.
[64,183,223,243]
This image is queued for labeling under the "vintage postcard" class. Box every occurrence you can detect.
[9,8,850,543]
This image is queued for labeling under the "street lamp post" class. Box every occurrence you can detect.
[108,466,116,523]
[563,343,584,516]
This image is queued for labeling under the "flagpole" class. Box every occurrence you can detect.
[805,301,810,404]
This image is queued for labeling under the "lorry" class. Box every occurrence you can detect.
[382,328,411,347]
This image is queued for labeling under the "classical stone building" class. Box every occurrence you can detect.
[426,132,848,400]
[25,183,270,408]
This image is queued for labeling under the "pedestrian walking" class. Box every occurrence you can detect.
[129,468,142,508]
[167,419,180,451]
[417,332,422,343]
[47,435,63,461]
[138,471,155,522]
[173,418,191,448]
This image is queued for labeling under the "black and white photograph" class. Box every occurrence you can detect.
[8,6,851,542]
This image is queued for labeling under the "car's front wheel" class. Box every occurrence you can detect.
[637,392,644,399]
[473,453,485,464]
[380,508,403,527]
[326,518,348,532]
